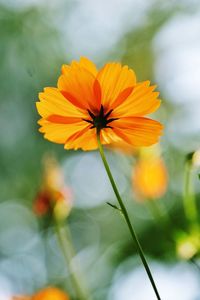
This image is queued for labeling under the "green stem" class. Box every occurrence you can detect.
[55,220,90,300]
[147,200,172,232]
[147,200,163,223]
[183,161,198,225]
[190,258,200,273]
[97,134,161,300]
[146,200,175,247]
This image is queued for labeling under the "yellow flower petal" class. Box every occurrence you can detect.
[112,117,163,147]
[39,120,88,144]
[114,81,161,117]
[62,57,98,77]
[97,62,136,109]
[37,87,85,118]
[64,127,98,150]
[58,63,99,111]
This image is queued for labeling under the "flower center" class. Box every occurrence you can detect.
[83,105,118,132]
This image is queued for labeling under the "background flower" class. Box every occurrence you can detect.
[132,145,168,200]
[33,154,72,220]
[12,287,70,300]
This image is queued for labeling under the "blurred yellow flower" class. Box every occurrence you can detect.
[132,145,168,200]
[36,57,163,150]
[192,149,200,167]
[33,154,72,220]
[176,230,200,260]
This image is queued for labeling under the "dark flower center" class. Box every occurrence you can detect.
[83,105,118,132]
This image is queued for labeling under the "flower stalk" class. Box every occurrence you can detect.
[55,219,90,300]
[147,199,164,223]
[183,158,198,226]
[97,133,161,300]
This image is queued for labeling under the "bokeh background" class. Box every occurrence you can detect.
[0,0,200,299]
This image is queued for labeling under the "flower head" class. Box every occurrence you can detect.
[36,58,163,150]
[132,145,168,200]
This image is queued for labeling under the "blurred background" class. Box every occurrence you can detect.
[0,0,200,299]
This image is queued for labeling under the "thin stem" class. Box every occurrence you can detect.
[55,220,90,300]
[183,161,198,225]
[97,134,161,300]
[146,200,177,250]
[190,258,200,273]
[147,200,173,235]
[147,200,164,223]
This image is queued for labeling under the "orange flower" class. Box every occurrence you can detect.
[132,146,168,200]
[12,287,70,300]
[36,57,163,150]
[32,287,70,300]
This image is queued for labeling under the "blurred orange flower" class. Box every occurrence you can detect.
[12,287,70,300]
[36,57,163,150]
[132,146,168,200]
[32,287,70,300]
[34,155,72,220]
